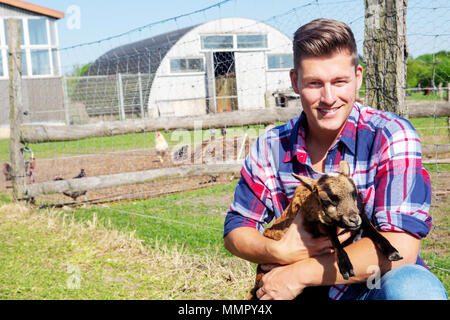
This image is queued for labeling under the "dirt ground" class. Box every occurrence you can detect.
[0,136,256,205]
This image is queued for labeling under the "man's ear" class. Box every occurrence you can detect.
[290,69,300,94]
[355,64,363,92]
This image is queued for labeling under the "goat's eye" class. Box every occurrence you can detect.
[321,199,334,207]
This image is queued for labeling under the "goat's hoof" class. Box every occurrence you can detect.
[388,251,403,261]
[341,268,354,280]
[349,268,355,277]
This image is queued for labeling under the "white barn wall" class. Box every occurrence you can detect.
[148,17,293,117]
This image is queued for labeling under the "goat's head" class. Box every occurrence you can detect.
[292,161,361,230]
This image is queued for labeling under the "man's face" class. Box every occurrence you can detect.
[290,52,363,139]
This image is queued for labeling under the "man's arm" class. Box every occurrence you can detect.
[256,231,420,300]
[224,213,352,265]
[224,227,280,265]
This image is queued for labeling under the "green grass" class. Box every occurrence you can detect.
[424,163,450,172]
[59,181,238,257]
[406,91,446,101]
[409,117,449,145]
[0,174,448,299]
[0,203,253,299]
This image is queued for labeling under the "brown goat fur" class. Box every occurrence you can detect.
[248,161,402,300]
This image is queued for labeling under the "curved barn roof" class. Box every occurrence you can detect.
[85,24,199,76]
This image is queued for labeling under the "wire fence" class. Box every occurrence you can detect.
[0,0,448,271]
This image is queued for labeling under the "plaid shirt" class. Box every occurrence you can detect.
[224,102,432,300]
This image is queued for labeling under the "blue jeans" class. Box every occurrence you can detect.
[340,264,448,300]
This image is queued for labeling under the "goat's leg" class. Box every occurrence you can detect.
[359,213,402,261]
[247,265,264,300]
[326,226,355,280]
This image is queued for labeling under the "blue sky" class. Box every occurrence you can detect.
[32,0,449,71]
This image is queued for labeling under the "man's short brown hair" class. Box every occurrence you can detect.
[293,18,359,71]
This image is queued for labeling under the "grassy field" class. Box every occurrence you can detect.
[0,116,448,299]
[0,202,253,299]
[57,182,237,256]
[0,176,448,299]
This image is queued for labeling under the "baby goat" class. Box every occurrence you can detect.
[248,160,402,300]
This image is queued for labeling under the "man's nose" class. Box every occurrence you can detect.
[320,83,336,105]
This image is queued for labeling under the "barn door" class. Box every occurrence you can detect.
[213,52,238,112]
[235,51,266,109]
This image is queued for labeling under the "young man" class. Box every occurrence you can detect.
[223,18,447,300]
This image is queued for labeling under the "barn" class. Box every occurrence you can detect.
[84,17,294,119]
[0,0,64,131]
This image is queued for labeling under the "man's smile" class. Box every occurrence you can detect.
[317,105,342,117]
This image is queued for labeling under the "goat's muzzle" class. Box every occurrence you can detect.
[340,214,362,231]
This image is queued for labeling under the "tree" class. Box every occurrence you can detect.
[407,51,450,88]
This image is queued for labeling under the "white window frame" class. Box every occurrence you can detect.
[199,34,269,52]
[236,34,268,49]
[24,18,59,78]
[169,56,205,75]
[1,17,61,79]
[267,53,294,71]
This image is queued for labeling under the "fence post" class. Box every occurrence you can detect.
[364,0,408,117]
[7,19,26,201]
[117,73,125,120]
[447,83,450,102]
[138,72,145,118]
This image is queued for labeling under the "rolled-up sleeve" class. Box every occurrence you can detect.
[223,136,276,238]
[373,118,432,238]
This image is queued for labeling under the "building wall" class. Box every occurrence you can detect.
[0,77,65,126]
[148,17,293,117]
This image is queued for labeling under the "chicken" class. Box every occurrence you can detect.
[172,144,189,162]
[53,169,87,201]
[2,162,12,181]
[155,131,169,163]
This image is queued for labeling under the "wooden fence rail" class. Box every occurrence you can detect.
[20,101,450,143]
[24,162,242,198]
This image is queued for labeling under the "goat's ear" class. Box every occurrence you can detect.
[338,160,350,176]
[291,173,315,192]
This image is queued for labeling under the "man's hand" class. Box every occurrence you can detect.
[269,212,352,265]
[255,263,306,300]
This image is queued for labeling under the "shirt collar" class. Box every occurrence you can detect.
[283,103,360,164]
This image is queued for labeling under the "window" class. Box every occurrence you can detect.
[22,50,28,76]
[49,20,57,46]
[170,58,204,73]
[268,54,293,70]
[51,49,59,75]
[31,49,51,75]
[0,20,4,77]
[0,53,3,77]
[1,18,60,77]
[201,35,233,50]
[237,35,267,49]
[28,19,48,45]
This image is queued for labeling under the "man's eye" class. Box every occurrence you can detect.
[334,80,348,86]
